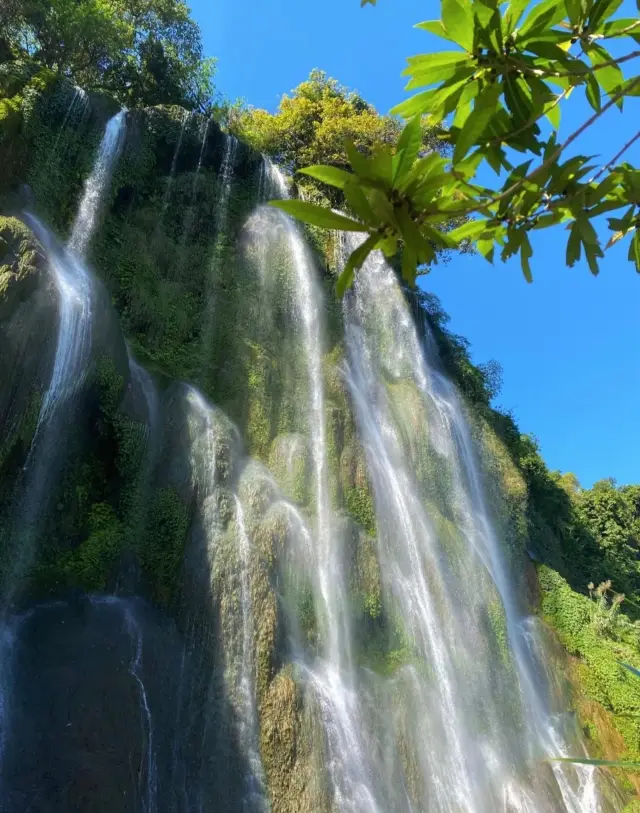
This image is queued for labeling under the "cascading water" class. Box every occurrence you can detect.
[68,110,126,256]
[51,86,88,155]
[200,135,238,358]
[162,110,191,215]
[90,596,159,813]
[1,95,628,813]
[265,163,379,813]
[234,495,269,812]
[341,232,610,813]
[1,113,127,611]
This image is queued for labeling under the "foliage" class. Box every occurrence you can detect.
[1,0,217,110]
[541,566,640,771]
[229,70,441,197]
[273,0,640,292]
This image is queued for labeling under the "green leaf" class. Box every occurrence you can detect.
[519,0,568,39]
[430,79,473,121]
[619,662,640,679]
[405,52,471,71]
[401,246,418,284]
[269,200,366,232]
[452,79,480,129]
[607,206,636,232]
[298,165,355,190]
[442,0,475,50]
[391,90,437,118]
[397,206,436,264]
[400,153,449,195]
[521,233,534,281]
[504,76,535,129]
[589,0,624,32]
[393,115,423,186]
[533,211,564,228]
[585,72,601,111]
[336,233,380,296]
[405,65,474,91]
[587,42,624,106]
[422,223,458,249]
[370,147,394,187]
[415,20,452,40]
[551,757,640,768]
[525,39,574,60]
[447,219,490,242]
[503,0,532,34]
[344,183,380,226]
[367,187,398,225]
[453,82,503,164]
[566,221,582,265]
[477,236,496,261]
[344,140,391,190]
[564,0,584,26]
[544,96,561,129]
[629,231,640,272]
[601,17,639,36]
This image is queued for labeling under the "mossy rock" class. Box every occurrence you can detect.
[0,216,56,473]
[0,215,46,323]
[260,667,330,813]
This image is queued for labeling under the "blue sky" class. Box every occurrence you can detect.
[190,0,640,487]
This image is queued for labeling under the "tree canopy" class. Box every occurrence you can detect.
[271,0,640,294]
[0,0,217,110]
[229,69,442,183]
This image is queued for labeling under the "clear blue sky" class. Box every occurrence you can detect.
[190,0,640,488]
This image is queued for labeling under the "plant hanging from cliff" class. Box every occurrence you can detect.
[270,0,640,293]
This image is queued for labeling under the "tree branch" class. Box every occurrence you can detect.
[512,49,640,78]
[601,20,640,40]
[589,130,640,182]
[449,77,640,217]
[488,85,573,147]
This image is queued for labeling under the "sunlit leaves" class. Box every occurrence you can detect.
[453,81,503,163]
[269,200,366,231]
[441,0,475,51]
[276,0,639,292]
[337,233,379,295]
[298,165,355,189]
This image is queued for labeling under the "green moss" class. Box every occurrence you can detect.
[540,565,640,766]
[95,356,125,418]
[344,486,376,537]
[487,598,510,666]
[61,502,124,590]
[141,486,191,607]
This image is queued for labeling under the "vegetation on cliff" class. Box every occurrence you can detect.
[0,0,217,110]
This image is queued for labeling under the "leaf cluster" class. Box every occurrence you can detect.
[273,0,640,292]
[1,0,217,110]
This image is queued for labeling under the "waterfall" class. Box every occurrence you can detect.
[161,110,191,218]
[90,596,159,813]
[200,134,238,358]
[265,163,379,813]
[51,86,88,155]
[69,110,126,256]
[342,233,604,813]
[1,112,126,610]
[234,495,269,812]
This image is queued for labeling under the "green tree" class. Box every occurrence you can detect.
[229,69,441,191]
[270,0,640,293]
[1,0,216,109]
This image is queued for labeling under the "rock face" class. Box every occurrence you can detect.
[0,216,56,471]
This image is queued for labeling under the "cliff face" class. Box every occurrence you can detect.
[0,63,638,812]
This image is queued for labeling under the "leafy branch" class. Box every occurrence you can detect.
[270,0,640,292]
